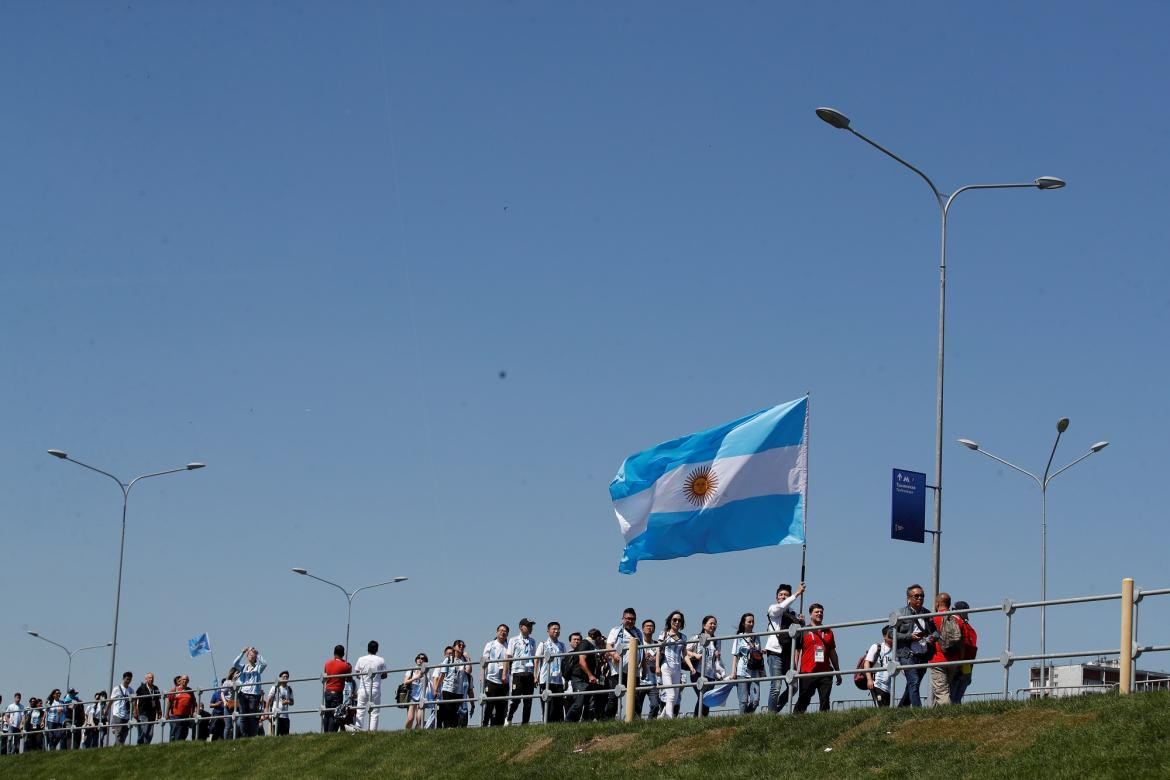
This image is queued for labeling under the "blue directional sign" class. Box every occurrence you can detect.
[891,469,926,543]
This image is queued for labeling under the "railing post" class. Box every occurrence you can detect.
[625,635,637,723]
[1120,578,1134,694]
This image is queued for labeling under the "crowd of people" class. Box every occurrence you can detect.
[1,582,978,752]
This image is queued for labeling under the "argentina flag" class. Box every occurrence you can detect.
[188,632,211,658]
[611,396,807,574]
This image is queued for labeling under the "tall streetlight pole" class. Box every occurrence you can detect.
[291,568,408,659]
[815,106,1066,599]
[957,419,1108,692]
[26,630,112,694]
[47,449,205,698]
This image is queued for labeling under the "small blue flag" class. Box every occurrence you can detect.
[188,632,211,658]
[702,681,736,709]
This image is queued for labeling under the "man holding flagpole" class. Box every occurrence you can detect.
[611,396,808,574]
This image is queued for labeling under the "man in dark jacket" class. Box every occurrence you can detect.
[894,583,932,707]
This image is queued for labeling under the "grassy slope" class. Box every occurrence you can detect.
[6,691,1170,779]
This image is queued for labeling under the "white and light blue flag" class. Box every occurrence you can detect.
[610,396,808,574]
[188,632,211,658]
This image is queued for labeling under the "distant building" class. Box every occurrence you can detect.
[1028,658,1170,697]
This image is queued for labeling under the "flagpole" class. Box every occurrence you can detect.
[799,393,810,616]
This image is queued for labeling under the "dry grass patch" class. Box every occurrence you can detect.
[572,733,638,754]
[830,714,884,750]
[508,736,554,764]
[893,709,1095,757]
[637,726,740,766]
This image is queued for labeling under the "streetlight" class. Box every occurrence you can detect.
[26,630,112,693]
[291,568,408,659]
[47,449,205,699]
[957,419,1108,692]
[816,106,1065,600]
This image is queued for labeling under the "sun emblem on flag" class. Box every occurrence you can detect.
[683,465,718,507]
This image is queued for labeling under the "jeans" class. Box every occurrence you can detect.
[45,725,68,750]
[109,715,130,745]
[322,690,343,732]
[767,652,794,712]
[565,679,602,723]
[897,659,926,707]
[237,692,262,737]
[738,677,761,714]
[169,717,190,742]
[136,716,156,745]
[793,676,833,713]
[635,684,660,719]
[506,672,535,724]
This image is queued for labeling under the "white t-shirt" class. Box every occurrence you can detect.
[482,640,509,684]
[109,684,133,720]
[353,654,388,696]
[267,683,293,716]
[864,641,893,692]
[764,593,800,654]
[4,701,25,729]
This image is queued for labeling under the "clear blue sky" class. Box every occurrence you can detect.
[3,2,1168,725]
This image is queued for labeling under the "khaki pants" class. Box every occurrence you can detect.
[930,666,957,706]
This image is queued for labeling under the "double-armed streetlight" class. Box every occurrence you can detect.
[26,630,112,694]
[47,449,205,699]
[291,568,408,659]
[957,418,1108,691]
[815,106,1065,599]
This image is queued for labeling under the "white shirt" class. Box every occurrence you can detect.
[507,635,536,675]
[109,684,133,720]
[606,625,641,677]
[687,634,723,679]
[4,701,25,729]
[266,683,292,716]
[482,639,509,684]
[353,653,388,696]
[865,641,893,692]
[764,593,800,654]
[536,638,566,685]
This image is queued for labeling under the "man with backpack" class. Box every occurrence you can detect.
[861,627,894,707]
[929,592,965,706]
[950,600,978,703]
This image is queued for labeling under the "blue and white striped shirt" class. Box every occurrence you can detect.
[507,635,536,675]
[482,640,509,684]
[536,639,566,685]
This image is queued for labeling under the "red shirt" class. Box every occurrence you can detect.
[168,687,195,718]
[798,627,835,674]
[324,658,352,693]
[931,614,966,663]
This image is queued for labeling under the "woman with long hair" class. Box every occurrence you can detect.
[404,652,428,729]
[688,615,723,717]
[655,611,692,719]
[732,613,763,714]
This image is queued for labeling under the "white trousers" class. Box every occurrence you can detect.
[657,666,682,719]
[355,687,381,731]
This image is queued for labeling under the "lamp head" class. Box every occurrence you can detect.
[1090,441,1109,453]
[1057,418,1070,433]
[186,463,206,470]
[1035,176,1066,190]
[47,449,68,459]
[815,107,851,129]
[27,630,39,637]
[291,567,308,575]
[393,576,408,583]
[957,438,980,451]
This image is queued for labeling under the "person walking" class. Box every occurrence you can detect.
[108,672,134,745]
[232,646,268,738]
[265,671,294,735]
[637,619,661,718]
[535,622,567,723]
[929,593,964,707]
[480,624,510,727]
[604,608,641,721]
[563,632,589,723]
[437,641,472,728]
[83,692,106,748]
[688,615,724,717]
[894,584,932,707]
[322,644,351,733]
[656,611,693,719]
[764,582,805,713]
[950,601,978,704]
[134,672,162,745]
[43,689,68,750]
[506,618,538,725]
[732,613,764,714]
[166,676,196,742]
[404,653,429,730]
[793,603,841,713]
[863,627,895,707]
[4,692,24,754]
[353,640,388,732]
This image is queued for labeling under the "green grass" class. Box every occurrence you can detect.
[6,692,1170,778]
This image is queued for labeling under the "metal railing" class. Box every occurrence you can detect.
[3,578,1165,749]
